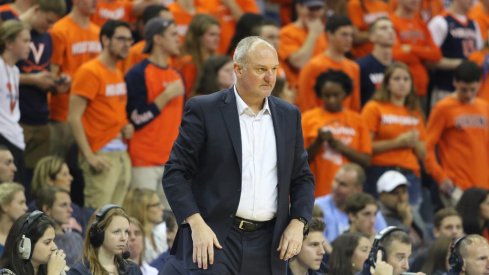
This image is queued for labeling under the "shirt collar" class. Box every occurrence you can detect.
[233,85,271,116]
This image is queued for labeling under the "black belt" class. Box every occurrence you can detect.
[233,217,275,232]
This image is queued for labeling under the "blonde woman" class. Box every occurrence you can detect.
[127,217,158,275]
[0,182,27,255]
[123,188,166,263]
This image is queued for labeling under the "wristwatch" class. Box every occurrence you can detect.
[295,217,309,236]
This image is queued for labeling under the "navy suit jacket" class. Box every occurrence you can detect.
[163,88,315,274]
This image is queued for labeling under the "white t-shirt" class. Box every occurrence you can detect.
[0,57,24,150]
[141,262,158,275]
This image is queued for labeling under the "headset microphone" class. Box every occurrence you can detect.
[122,251,131,259]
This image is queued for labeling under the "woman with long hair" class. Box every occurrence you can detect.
[127,217,157,275]
[193,55,234,96]
[68,205,141,275]
[456,188,489,239]
[420,235,452,275]
[122,189,165,263]
[175,13,220,97]
[0,211,66,275]
[0,182,27,255]
[329,232,371,275]
[361,62,426,206]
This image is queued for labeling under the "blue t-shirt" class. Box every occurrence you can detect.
[356,54,386,107]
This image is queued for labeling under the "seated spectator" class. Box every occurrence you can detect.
[315,163,387,242]
[345,192,381,239]
[329,232,371,275]
[68,205,142,275]
[361,62,426,207]
[288,217,327,275]
[123,188,167,263]
[36,186,83,267]
[456,188,489,240]
[377,171,427,250]
[193,55,234,96]
[128,217,158,275]
[174,13,220,97]
[271,77,296,104]
[0,146,16,183]
[445,234,489,275]
[419,235,452,275]
[0,182,27,255]
[30,155,92,233]
[0,211,67,274]
[149,211,177,271]
[302,70,371,196]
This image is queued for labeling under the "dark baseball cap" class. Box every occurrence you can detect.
[298,0,325,7]
[142,17,174,54]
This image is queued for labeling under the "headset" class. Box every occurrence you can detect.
[448,235,467,275]
[17,210,45,260]
[363,226,404,274]
[89,204,123,248]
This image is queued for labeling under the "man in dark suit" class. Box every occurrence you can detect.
[163,36,315,274]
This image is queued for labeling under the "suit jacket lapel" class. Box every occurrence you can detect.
[220,89,242,173]
[269,97,285,187]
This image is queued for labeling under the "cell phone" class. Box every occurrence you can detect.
[55,76,67,84]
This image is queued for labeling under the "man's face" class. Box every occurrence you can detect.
[0,150,16,182]
[457,0,476,13]
[328,25,354,54]
[234,43,279,100]
[349,203,378,236]
[74,0,97,16]
[380,185,409,210]
[332,169,361,207]
[434,215,464,238]
[398,0,421,13]
[259,25,280,49]
[31,11,60,33]
[370,19,395,47]
[454,81,480,104]
[45,192,73,225]
[386,240,411,275]
[295,231,326,271]
[297,4,325,22]
[463,242,489,275]
[156,24,180,56]
[107,26,133,60]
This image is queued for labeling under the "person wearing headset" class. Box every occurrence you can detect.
[68,204,142,275]
[447,234,489,275]
[0,210,67,275]
[357,226,425,275]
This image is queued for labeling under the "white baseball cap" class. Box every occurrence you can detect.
[377,170,409,193]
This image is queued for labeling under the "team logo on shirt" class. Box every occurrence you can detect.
[320,124,356,165]
[381,114,419,126]
[455,115,487,129]
[105,83,127,97]
[99,7,125,20]
[72,41,102,55]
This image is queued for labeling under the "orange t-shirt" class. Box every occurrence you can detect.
[391,13,442,96]
[347,0,389,58]
[50,15,101,122]
[302,107,372,196]
[122,41,147,74]
[389,0,444,22]
[424,96,489,189]
[168,2,206,41]
[469,49,489,102]
[173,55,197,98]
[196,0,259,54]
[71,58,128,153]
[361,100,426,175]
[298,53,360,113]
[469,2,489,42]
[91,0,134,27]
[278,23,328,89]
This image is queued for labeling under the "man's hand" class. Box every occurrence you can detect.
[440,178,455,196]
[370,250,394,275]
[87,154,111,173]
[165,79,185,99]
[187,214,222,270]
[305,18,324,38]
[54,74,71,94]
[277,219,304,261]
[317,129,333,143]
[396,130,418,148]
[121,123,135,139]
[397,202,413,227]
[32,71,56,90]
[47,249,66,275]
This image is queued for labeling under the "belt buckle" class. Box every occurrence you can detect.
[238,219,251,230]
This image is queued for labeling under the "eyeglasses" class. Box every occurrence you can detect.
[113,36,134,44]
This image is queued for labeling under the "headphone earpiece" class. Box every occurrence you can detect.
[448,236,467,274]
[18,235,31,260]
[17,210,44,261]
[89,204,122,247]
[365,226,404,272]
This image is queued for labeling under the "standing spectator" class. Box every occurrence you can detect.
[287,218,327,275]
[175,13,220,97]
[49,0,101,158]
[302,70,371,196]
[17,0,66,176]
[0,182,27,255]
[456,188,489,239]
[90,0,159,28]
[195,0,259,54]
[193,55,234,96]
[345,192,381,239]
[428,0,483,103]
[0,211,67,275]
[468,44,489,103]
[357,17,395,107]
[298,15,360,113]
[168,0,206,41]
[68,20,133,209]
[0,20,31,185]
[361,62,426,206]
[347,0,389,58]
[0,146,16,183]
[315,164,387,242]
[125,18,184,208]
[329,232,371,275]
[392,0,442,104]
[127,217,159,275]
[0,0,33,22]
[425,61,489,193]
[469,0,489,42]
[278,0,327,89]
[389,0,444,22]
[37,186,83,267]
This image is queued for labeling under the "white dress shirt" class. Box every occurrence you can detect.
[234,87,278,221]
